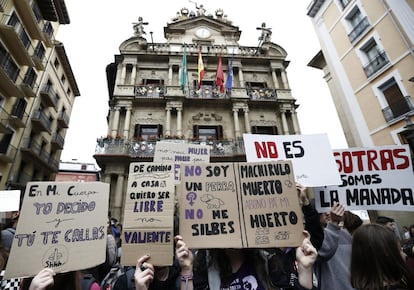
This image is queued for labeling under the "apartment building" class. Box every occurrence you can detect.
[307,0,414,225]
[94,6,300,220]
[0,0,80,192]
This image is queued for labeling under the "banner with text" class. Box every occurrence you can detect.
[122,162,175,266]
[154,141,210,183]
[179,161,304,249]
[4,182,109,279]
[243,133,341,186]
[314,145,414,212]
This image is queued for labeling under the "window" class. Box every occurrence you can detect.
[34,43,45,61]
[12,98,27,119]
[339,0,351,9]
[0,132,13,154]
[54,58,60,69]
[23,68,37,88]
[361,39,388,77]
[251,126,278,135]
[346,7,369,42]
[380,78,413,121]
[134,124,163,140]
[61,74,66,84]
[8,12,30,49]
[193,125,223,141]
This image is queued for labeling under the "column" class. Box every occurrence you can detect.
[292,110,300,134]
[233,108,241,138]
[120,64,126,84]
[111,107,120,138]
[113,174,125,220]
[244,107,250,133]
[107,109,114,136]
[281,69,289,89]
[168,65,173,86]
[238,67,244,85]
[123,107,131,139]
[165,107,171,136]
[280,110,289,134]
[272,69,279,89]
[176,108,182,136]
[131,65,137,85]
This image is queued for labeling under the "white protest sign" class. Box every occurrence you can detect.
[4,182,109,279]
[154,141,210,183]
[243,133,341,186]
[314,145,414,212]
[0,190,20,212]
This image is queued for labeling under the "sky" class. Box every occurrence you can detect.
[58,0,348,165]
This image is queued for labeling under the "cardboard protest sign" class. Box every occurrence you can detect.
[178,161,305,249]
[0,190,20,212]
[4,182,109,279]
[243,133,341,186]
[314,145,414,212]
[154,141,210,183]
[122,162,175,266]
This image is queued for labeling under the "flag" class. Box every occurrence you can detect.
[225,55,233,91]
[180,46,187,93]
[215,54,224,93]
[197,48,205,90]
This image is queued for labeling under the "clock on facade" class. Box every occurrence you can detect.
[195,27,211,39]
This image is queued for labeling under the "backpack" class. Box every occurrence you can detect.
[100,264,135,290]
[81,273,98,290]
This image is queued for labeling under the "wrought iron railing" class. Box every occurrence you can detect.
[348,16,370,43]
[134,85,165,98]
[382,96,414,122]
[363,51,389,78]
[246,88,277,100]
[95,138,246,158]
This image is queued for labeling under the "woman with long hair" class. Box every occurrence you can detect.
[350,223,414,290]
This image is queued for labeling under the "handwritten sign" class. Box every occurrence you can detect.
[4,182,109,279]
[122,162,175,266]
[179,161,304,249]
[243,133,341,186]
[314,145,414,212]
[0,190,20,212]
[154,141,210,183]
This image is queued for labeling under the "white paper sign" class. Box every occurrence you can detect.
[0,190,20,212]
[314,145,414,212]
[243,133,341,186]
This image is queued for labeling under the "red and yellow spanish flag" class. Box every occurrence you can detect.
[197,48,205,89]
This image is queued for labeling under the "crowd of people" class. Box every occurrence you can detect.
[1,184,414,290]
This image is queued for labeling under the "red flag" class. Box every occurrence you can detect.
[197,48,205,89]
[215,54,224,93]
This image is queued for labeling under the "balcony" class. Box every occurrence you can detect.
[95,138,246,159]
[14,0,43,40]
[134,85,165,98]
[348,17,370,43]
[51,133,64,150]
[363,51,389,78]
[57,111,69,128]
[39,84,58,107]
[42,22,54,47]
[188,85,229,99]
[0,54,22,97]
[9,101,28,128]
[382,96,414,122]
[20,138,59,172]
[0,143,17,163]
[0,19,34,66]
[247,88,277,101]
[31,110,52,133]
